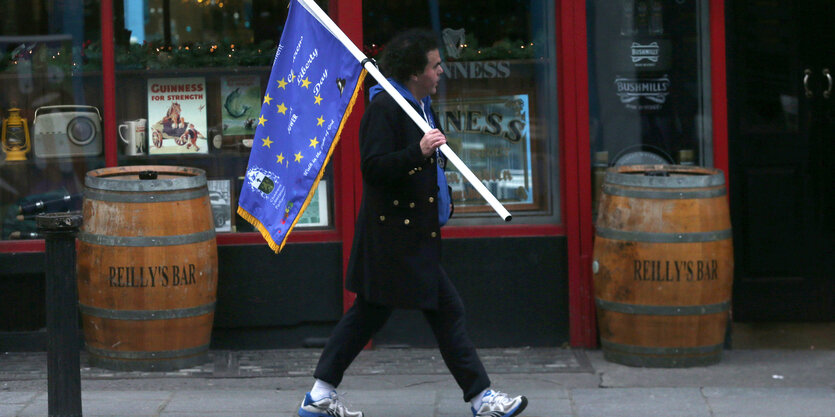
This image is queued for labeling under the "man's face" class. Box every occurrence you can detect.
[412,49,443,98]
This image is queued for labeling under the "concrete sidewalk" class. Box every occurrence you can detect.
[1,348,834,417]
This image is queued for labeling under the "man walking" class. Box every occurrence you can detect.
[298,29,528,417]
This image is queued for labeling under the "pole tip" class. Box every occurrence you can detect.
[504,214,512,222]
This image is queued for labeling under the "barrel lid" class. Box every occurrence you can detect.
[85,165,207,192]
[604,165,725,188]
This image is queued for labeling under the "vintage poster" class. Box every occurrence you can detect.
[147,77,208,154]
[435,95,533,209]
[220,75,261,136]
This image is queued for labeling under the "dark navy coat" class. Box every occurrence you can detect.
[345,91,449,310]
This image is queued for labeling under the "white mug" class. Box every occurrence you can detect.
[118,119,147,156]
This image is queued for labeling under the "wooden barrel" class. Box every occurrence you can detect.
[593,165,733,367]
[77,165,218,371]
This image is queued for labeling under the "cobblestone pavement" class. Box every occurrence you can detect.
[0,347,591,380]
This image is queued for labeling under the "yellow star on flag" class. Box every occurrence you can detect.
[301,77,311,88]
[262,136,273,148]
[294,152,304,162]
[316,115,325,126]
[258,115,267,126]
[263,93,273,105]
[309,137,319,148]
[276,153,285,164]
[277,103,288,114]
[314,95,323,105]
[277,78,288,89]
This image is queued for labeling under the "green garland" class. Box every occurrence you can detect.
[1,37,539,75]
[454,39,535,61]
[115,41,278,70]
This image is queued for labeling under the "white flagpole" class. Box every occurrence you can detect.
[297,0,512,222]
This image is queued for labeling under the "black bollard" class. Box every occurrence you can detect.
[37,212,83,417]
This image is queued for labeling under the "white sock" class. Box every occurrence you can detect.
[310,379,336,400]
[471,388,491,410]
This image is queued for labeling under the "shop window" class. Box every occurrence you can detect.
[0,0,104,241]
[363,0,561,226]
[111,0,333,234]
[586,0,713,215]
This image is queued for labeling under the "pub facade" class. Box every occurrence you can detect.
[1,0,831,352]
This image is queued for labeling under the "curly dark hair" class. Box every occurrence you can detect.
[379,29,439,84]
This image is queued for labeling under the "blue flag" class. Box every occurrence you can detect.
[237,0,366,253]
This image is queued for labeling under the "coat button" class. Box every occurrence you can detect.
[393,200,399,206]
[404,219,410,225]
[379,215,386,222]
[430,232,437,238]
[409,202,415,208]
[430,157,435,164]
[428,197,435,203]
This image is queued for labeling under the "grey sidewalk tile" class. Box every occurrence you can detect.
[571,388,712,417]
[164,414,280,417]
[162,390,291,413]
[702,387,835,417]
[0,392,38,404]
[361,404,437,416]
[0,392,37,416]
[18,391,171,417]
[347,389,439,416]
[0,404,25,417]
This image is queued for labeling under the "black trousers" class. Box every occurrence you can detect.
[313,271,491,402]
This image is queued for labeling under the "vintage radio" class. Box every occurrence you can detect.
[32,105,102,158]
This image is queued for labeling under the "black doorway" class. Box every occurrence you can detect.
[726,0,834,321]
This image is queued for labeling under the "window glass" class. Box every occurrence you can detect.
[363,0,561,226]
[113,0,332,233]
[586,0,713,215]
[0,0,104,241]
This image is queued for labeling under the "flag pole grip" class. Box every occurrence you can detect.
[298,0,512,222]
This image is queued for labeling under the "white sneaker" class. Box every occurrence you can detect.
[298,391,364,417]
[471,389,528,417]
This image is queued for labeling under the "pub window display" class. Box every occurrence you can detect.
[0,0,105,241]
